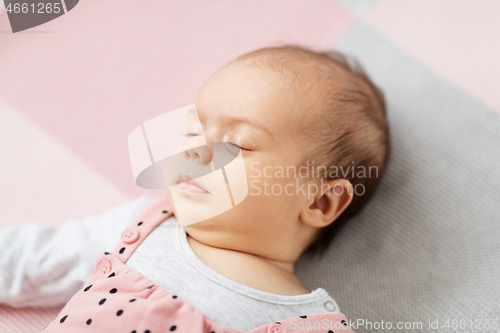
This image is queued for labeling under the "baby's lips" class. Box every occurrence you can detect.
[179,174,210,193]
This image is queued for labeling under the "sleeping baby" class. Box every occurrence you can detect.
[0,45,389,332]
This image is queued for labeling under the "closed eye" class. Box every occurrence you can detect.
[184,134,251,151]
[229,142,251,152]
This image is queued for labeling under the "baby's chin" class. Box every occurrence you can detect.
[168,186,234,227]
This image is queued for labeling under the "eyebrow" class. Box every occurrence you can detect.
[224,115,276,142]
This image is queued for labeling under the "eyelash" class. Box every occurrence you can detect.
[184,134,251,151]
[229,142,251,152]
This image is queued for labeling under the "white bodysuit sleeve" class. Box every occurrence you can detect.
[0,194,157,308]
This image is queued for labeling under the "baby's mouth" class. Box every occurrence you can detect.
[177,174,209,194]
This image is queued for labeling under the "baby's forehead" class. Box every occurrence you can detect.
[199,49,375,136]
[234,50,381,136]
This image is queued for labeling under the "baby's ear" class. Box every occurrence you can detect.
[300,179,353,228]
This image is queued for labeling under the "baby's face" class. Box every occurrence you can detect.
[178,61,317,256]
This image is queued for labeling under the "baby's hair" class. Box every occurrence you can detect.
[235,45,390,257]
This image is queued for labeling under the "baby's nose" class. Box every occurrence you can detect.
[184,135,212,164]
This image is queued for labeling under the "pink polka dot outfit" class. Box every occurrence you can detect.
[40,198,355,333]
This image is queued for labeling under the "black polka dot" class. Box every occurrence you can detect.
[328,331,333,333]
[99,298,106,305]
[110,288,118,294]
[87,319,92,325]
[117,310,123,316]
[84,284,92,292]
[163,210,168,214]
[145,331,150,333]
[119,247,126,254]
[275,322,281,324]
[137,221,143,226]
[299,315,307,318]
[170,326,176,331]
[108,272,116,278]
[129,298,136,302]
[131,331,136,333]
[342,320,348,326]
[104,251,110,255]
[172,295,177,299]
[60,315,68,323]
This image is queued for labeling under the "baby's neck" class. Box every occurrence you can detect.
[186,234,311,296]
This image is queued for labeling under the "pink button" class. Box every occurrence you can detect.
[267,324,285,333]
[121,228,140,244]
[98,260,111,277]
